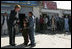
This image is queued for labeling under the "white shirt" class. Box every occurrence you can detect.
[1,16,3,25]
[44,18,48,24]
[32,15,36,29]
[3,16,8,30]
[14,12,19,24]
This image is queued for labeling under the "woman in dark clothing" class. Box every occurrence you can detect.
[22,18,29,46]
[8,4,21,46]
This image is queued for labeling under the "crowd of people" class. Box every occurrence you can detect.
[1,4,71,47]
[36,14,71,34]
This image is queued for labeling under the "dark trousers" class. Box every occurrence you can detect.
[1,25,2,35]
[40,23,43,30]
[8,25,15,45]
[28,28,35,45]
[22,29,29,44]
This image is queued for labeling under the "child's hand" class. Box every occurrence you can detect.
[24,23,26,27]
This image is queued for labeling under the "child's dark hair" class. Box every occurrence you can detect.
[29,12,33,15]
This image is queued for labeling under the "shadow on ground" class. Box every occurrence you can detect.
[1,43,33,48]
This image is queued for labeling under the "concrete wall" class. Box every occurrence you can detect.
[20,7,33,16]
[33,6,40,18]
[58,10,63,18]
[63,10,71,15]
[41,9,65,18]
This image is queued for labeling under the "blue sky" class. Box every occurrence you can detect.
[53,1,71,9]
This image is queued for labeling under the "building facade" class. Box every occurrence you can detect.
[1,1,39,16]
[39,1,71,18]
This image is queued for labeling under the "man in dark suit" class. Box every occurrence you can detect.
[8,5,21,46]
